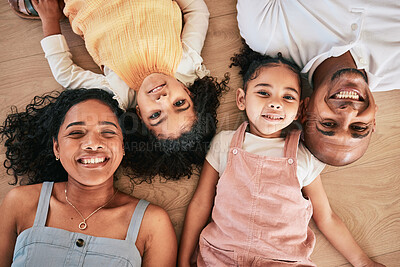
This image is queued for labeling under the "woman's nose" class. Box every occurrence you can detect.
[82,134,104,151]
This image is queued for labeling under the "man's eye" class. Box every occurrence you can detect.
[174,100,186,107]
[149,112,161,119]
[351,125,368,131]
[321,121,336,128]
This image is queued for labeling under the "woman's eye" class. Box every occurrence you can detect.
[284,95,295,100]
[321,121,336,128]
[68,131,84,136]
[149,112,161,119]
[102,131,116,135]
[174,100,186,107]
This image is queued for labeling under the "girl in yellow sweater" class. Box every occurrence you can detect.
[10,0,228,180]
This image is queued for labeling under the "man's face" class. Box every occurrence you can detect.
[302,69,378,166]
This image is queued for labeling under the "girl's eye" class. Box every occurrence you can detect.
[174,100,186,107]
[257,91,269,96]
[284,95,295,100]
[321,121,336,128]
[149,111,161,119]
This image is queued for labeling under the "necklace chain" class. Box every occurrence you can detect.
[64,183,118,230]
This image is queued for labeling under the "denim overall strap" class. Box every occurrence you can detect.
[125,199,150,242]
[33,182,54,227]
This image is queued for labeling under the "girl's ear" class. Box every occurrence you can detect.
[236,88,246,111]
[53,138,60,160]
[136,105,142,119]
[300,97,310,124]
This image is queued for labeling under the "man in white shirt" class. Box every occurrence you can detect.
[236,0,400,166]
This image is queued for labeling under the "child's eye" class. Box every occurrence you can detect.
[257,91,269,96]
[284,95,295,100]
[149,111,161,119]
[174,100,186,107]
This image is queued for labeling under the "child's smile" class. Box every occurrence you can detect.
[236,64,301,138]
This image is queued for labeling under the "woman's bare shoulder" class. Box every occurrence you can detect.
[1,184,43,233]
[2,184,42,206]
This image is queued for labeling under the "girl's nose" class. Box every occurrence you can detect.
[269,103,281,109]
[156,92,168,100]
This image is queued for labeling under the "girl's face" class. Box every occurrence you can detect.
[53,99,124,186]
[136,73,196,139]
[237,64,301,138]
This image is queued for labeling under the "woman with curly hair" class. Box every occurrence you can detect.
[0,89,177,266]
[8,0,229,180]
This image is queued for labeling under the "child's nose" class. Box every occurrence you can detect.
[269,103,281,109]
[156,92,168,100]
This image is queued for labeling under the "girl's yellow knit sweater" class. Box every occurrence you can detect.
[64,0,183,90]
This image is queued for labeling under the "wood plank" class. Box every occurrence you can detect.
[0,0,399,264]
[205,0,237,18]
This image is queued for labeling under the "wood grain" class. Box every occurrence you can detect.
[0,0,399,265]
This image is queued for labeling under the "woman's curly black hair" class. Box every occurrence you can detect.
[123,74,230,182]
[0,89,124,185]
[230,42,302,93]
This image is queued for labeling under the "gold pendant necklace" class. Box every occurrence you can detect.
[64,183,118,230]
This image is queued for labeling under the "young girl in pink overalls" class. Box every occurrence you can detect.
[178,46,384,266]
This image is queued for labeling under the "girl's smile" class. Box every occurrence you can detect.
[236,64,301,138]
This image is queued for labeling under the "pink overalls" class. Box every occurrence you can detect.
[198,122,316,266]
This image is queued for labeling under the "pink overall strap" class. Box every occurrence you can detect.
[283,129,302,159]
[229,121,249,149]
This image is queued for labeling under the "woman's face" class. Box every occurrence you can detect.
[136,73,196,139]
[53,99,124,186]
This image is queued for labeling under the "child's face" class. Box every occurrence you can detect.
[237,65,301,138]
[136,73,196,138]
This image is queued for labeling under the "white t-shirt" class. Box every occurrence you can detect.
[206,130,326,188]
[237,0,400,92]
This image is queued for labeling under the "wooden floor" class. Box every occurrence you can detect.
[0,1,399,266]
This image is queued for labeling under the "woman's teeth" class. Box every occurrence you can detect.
[81,158,106,164]
[334,91,360,100]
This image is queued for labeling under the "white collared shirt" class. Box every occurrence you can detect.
[237,0,400,91]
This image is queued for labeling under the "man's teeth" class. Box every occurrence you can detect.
[334,91,360,100]
[81,158,106,164]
